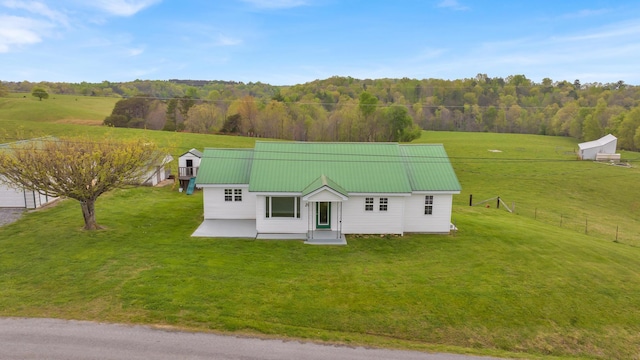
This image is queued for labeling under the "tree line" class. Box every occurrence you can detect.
[3,75,640,149]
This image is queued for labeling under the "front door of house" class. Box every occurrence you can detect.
[316,202,331,229]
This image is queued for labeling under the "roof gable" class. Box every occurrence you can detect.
[302,175,349,201]
[179,148,203,158]
[578,134,617,150]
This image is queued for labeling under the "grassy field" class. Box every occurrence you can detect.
[1,94,640,359]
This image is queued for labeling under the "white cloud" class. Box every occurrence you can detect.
[217,34,242,46]
[2,0,69,25]
[0,15,51,52]
[90,0,161,16]
[240,0,308,9]
[561,8,609,19]
[437,0,469,11]
[128,47,144,56]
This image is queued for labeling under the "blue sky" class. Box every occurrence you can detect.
[2,0,640,85]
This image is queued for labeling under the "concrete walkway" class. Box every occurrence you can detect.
[192,220,348,245]
[0,208,24,227]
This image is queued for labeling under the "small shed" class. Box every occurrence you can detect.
[178,148,202,190]
[578,134,618,160]
[140,154,174,186]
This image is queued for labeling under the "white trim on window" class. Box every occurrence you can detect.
[424,195,433,215]
[379,197,388,211]
[365,197,374,211]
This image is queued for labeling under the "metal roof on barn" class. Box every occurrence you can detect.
[196,141,461,194]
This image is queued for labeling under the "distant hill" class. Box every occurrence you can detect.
[3,75,640,150]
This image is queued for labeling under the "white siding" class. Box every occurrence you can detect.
[403,194,453,233]
[0,184,26,207]
[179,153,201,168]
[140,165,169,186]
[0,182,58,209]
[255,196,308,234]
[341,195,404,235]
[203,186,255,219]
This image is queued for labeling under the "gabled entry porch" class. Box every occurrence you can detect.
[302,175,349,245]
[305,200,346,245]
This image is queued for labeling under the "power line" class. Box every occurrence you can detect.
[2,137,638,165]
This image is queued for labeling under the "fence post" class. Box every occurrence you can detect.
[585,218,588,235]
[469,194,473,207]
[497,197,500,209]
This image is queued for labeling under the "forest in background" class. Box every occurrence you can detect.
[3,75,640,149]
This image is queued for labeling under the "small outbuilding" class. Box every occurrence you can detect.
[0,138,58,209]
[578,134,618,160]
[0,181,57,209]
[178,148,202,190]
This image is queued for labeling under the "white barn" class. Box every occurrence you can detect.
[578,134,618,160]
[0,139,58,209]
[0,179,57,209]
[139,154,173,186]
[193,142,461,244]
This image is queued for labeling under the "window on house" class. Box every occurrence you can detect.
[424,195,434,215]
[365,197,374,211]
[266,196,301,218]
[225,188,242,202]
[379,198,388,211]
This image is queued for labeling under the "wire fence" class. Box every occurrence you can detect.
[470,195,640,247]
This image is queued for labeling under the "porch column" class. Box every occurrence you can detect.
[307,201,313,239]
[338,202,342,238]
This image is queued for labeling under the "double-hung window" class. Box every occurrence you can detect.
[225,188,242,202]
[424,195,434,215]
[365,197,374,211]
[379,198,388,211]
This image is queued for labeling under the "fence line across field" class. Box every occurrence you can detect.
[468,194,638,246]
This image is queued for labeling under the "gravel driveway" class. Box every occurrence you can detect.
[0,208,24,227]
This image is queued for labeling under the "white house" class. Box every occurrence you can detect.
[193,142,461,244]
[578,134,618,160]
[177,148,202,190]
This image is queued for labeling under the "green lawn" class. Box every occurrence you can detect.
[2,95,640,359]
[1,187,640,359]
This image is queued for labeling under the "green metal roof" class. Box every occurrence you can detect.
[195,148,253,185]
[399,144,462,192]
[249,142,412,193]
[301,175,349,197]
[196,141,461,193]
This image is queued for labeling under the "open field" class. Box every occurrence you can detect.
[1,95,640,359]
